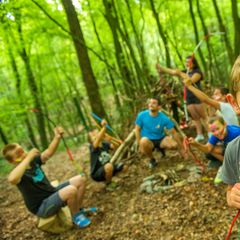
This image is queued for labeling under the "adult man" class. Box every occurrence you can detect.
[135,97,184,168]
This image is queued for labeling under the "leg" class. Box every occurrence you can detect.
[210,146,224,162]
[139,137,154,159]
[187,104,203,135]
[160,136,177,149]
[103,163,113,183]
[69,175,86,210]
[58,185,79,215]
[194,103,208,132]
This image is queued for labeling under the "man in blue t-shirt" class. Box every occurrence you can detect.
[135,97,184,168]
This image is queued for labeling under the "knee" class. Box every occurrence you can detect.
[104,163,113,174]
[65,185,78,198]
[78,175,86,186]
[139,138,152,152]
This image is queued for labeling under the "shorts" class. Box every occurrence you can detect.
[36,181,70,218]
[91,166,106,182]
[150,138,165,151]
[91,163,119,182]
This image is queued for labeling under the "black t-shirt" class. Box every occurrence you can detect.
[184,68,203,103]
[17,156,57,214]
[90,142,111,175]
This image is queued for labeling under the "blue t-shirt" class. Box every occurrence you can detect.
[135,110,174,140]
[208,125,240,145]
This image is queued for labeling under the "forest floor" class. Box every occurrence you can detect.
[0,142,239,240]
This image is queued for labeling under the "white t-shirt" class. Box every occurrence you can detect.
[217,102,239,126]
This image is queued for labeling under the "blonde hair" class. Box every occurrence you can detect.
[230,55,240,98]
[2,143,18,161]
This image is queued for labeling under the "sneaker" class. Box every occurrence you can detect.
[148,158,157,169]
[214,166,223,184]
[73,213,91,228]
[195,134,205,142]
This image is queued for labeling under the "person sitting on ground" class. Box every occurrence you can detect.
[189,115,240,184]
[135,97,186,169]
[157,56,208,142]
[2,127,90,228]
[220,55,240,208]
[183,78,239,126]
[88,119,124,184]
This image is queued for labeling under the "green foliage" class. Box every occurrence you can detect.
[0,0,238,147]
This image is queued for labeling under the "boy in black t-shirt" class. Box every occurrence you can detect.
[2,127,90,228]
[88,120,124,183]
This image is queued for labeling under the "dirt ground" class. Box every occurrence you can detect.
[0,144,239,240]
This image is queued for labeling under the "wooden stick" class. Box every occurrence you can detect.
[110,129,136,163]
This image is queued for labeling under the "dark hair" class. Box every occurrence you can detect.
[216,87,229,95]
[2,143,18,161]
[208,116,225,125]
[186,55,200,69]
[150,96,161,105]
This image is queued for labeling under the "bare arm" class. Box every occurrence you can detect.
[8,149,40,185]
[184,78,220,110]
[41,127,64,163]
[92,120,107,149]
[135,125,141,145]
[189,138,214,153]
[156,64,181,76]
[171,128,182,146]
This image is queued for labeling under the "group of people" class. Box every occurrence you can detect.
[2,55,240,231]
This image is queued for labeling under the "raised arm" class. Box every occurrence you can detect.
[184,78,220,110]
[8,148,40,185]
[92,120,107,149]
[41,126,64,163]
[156,63,181,76]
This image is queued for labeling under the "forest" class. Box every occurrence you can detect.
[1,0,240,239]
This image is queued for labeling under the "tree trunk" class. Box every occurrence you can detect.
[0,126,8,145]
[231,0,240,59]
[188,0,207,74]
[212,0,234,64]
[16,13,48,149]
[149,0,171,67]
[196,0,214,82]
[61,0,107,118]
[87,0,122,108]
[102,0,135,99]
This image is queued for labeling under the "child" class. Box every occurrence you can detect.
[157,56,207,142]
[2,127,90,228]
[189,115,240,183]
[88,120,124,184]
[221,55,240,208]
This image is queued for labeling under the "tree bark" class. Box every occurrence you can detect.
[212,0,234,64]
[231,0,240,59]
[61,0,107,118]
[188,0,207,74]
[16,13,48,148]
[149,0,171,67]
[0,126,8,145]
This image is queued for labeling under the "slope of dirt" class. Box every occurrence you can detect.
[0,144,238,240]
